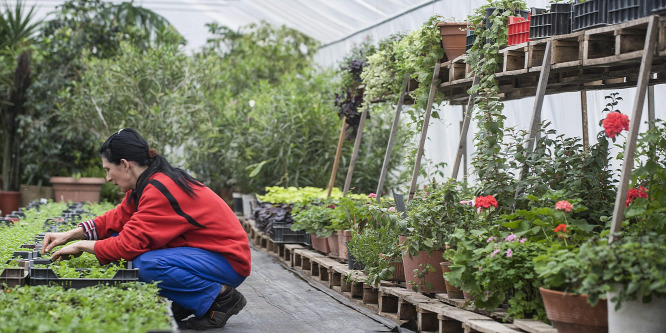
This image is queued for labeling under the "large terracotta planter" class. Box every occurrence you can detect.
[399,235,446,293]
[20,184,53,207]
[437,22,468,61]
[0,191,21,216]
[310,233,330,253]
[440,261,464,299]
[337,230,352,260]
[50,177,105,203]
[326,231,339,257]
[540,287,608,333]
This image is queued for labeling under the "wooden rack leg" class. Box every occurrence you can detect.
[648,85,655,130]
[409,63,441,201]
[343,107,369,196]
[525,40,552,155]
[327,118,347,198]
[581,90,589,153]
[376,73,410,200]
[451,76,480,180]
[610,16,658,243]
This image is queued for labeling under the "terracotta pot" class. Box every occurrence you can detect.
[0,191,21,216]
[337,230,352,260]
[380,253,405,282]
[399,235,446,293]
[19,184,53,207]
[50,177,105,203]
[437,22,468,61]
[440,261,464,299]
[326,231,339,256]
[540,287,608,333]
[310,233,330,253]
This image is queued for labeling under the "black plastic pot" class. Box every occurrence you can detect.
[346,242,364,270]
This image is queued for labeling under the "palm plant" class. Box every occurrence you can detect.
[0,0,40,191]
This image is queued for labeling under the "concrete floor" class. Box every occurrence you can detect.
[179,244,399,333]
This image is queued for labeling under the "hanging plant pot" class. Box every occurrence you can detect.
[540,287,608,333]
[607,288,666,333]
[437,22,468,61]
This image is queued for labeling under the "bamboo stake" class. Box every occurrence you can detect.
[327,118,347,198]
[343,107,369,196]
[376,73,410,200]
[610,16,658,243]
[408,62,441,201]
[648,85,655,130]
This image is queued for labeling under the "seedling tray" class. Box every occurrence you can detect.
[0,267,29,287]
[607,0,649,24]
[269,222,308,244]
[573,0,608,31]
[29,259,139,289]
[29,267,139,288]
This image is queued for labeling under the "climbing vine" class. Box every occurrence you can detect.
[466,0,527,210]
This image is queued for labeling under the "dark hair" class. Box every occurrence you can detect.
[100,128,202,208]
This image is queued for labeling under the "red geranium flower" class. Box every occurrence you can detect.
[554,224,567,233]
[602,112,629,138]
[474,195,498,212]
[625,187,648,207]
[555,200,573,212]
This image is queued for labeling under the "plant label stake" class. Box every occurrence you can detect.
[376,73,410,200]
[408,62,441,201]
[610,16,658,243]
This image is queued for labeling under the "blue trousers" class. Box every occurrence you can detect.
[132,247,246,317]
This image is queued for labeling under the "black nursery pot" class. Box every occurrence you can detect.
[346,242,364,270]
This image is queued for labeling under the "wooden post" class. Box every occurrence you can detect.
[610,16,658,243]
[451,76,480,180]
[648,85,655,130]
[343,107,369,196]
[408,63,441,201]
[327,119,347,198]
[525,40,552,155]
[581,90,589,153]
[376,73,410,200]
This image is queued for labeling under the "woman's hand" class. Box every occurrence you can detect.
[51,240,96,262]
[41,227,86,255]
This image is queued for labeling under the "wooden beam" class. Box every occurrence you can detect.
[525,40,552,155]
[327,119,347,198]
[343,107,369,196]
[648,85,655,130]
[409,63,441,201]
[451,76,480,180]
[376,73,410,201]
[581,90,589,153]
[610,15,658,243]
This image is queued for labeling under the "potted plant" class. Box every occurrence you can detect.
[0,2,41,215]
[400,181,468,293]
[436,20,469,61]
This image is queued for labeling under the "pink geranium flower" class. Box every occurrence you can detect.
[555,200,573,212]
[368,193,377,198]
[602,112,629,138]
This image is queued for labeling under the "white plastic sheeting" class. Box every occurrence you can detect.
[312,0,666,185]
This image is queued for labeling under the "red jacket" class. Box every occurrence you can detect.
[90,173,251,277]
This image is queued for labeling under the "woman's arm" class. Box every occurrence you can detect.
[41,227,87,254]
[51,240,96,262]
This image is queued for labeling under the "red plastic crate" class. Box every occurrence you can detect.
[508,15,531,46]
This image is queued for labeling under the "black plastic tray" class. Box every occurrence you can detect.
[573,0,608,31]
